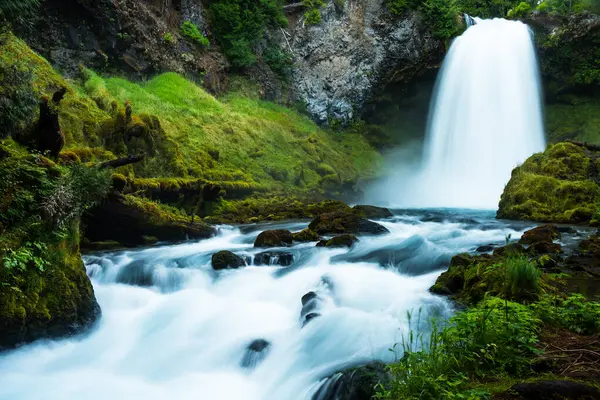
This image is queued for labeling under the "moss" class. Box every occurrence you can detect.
[498,142,600,224]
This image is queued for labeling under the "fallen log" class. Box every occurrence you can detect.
[98,154,145,169]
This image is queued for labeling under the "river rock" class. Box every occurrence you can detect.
[240,339,271,369]
[254,251,294,266]
[311,362,390,400]
[254,229,294,248]
[493,243,525,257]
[211,250,247,270]
[316,234,359,248]
[293,228,320,242]
[309,212,389,235]
[494,380,600,400]
[476,244,495,253]
[519,224,560,245]
[301,291,323,327]
[351,205,393,219]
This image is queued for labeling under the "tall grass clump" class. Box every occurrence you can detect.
[505,254,542,302]
[377,298,541,400]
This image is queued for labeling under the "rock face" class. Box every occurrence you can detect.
[283,1,443,125]
[309,212,390,235]
[254,230,294,248]
[212,251,247,270]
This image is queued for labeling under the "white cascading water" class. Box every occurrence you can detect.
[367,18,545,209]
[0,213,533,400]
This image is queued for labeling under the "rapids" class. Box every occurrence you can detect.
[0,210,534,400]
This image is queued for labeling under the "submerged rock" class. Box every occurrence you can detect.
[316,234,359,248]
[476,244,496,253]
[309,212,389,236]
[301,291,323,327]
[312,362,390,400]
[254,229,293,248]
[240,339,271,369]
[293,228,320,242]
[212,251,247,270]
[254,251,294,266]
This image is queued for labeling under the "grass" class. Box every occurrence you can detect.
[506,255,542,302]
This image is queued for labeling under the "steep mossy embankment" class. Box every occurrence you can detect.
[0,140,106,349]
[497,142,600,224]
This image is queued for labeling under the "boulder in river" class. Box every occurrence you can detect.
[240,339,271,369]
[211,250,247,270]
[309,212,389,236]
[351,205,393,219]
[316,234,359,248]
[254,251,294,266]
[312,362,390,400]
[254,229,293,248]
[293,228,320,242]
[519,224,560,245]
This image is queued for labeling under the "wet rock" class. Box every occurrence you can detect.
[254,251,294,266]
[303,312,321,326]
[312,362,390,400]
[240,339,271,369]
[301,291,323,327]
[519,224,560,245]
[351,205,393,219]
[316,234,358,248]
[494,380,600,400]
[254,229,293,248]
[302,291,318,306]
[309,212,389,236]
[211,250,247,270]
[557,226,577,234]
[476,244,495,253]
[493,243,525,257]
[528,241,563,255]
[293,228,320,242]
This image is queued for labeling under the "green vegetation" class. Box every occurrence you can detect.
[208,0,287,68]
[0,0,39,18]
[303,0,326,25]
[507,1,532,18]
[497,142,600,224]
[386,0,462,40]
[534,294,600,334]
[163,32,175,45]
[180,21,209,48]
[263,47,293,78]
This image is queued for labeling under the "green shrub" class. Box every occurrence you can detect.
[421,0,461,39]
[533,294,600,335]
[377,298,541,399]
[209,0,287,68]
[180,21,209,48]
[263,47,293,77]
[386,0,412,15]
[163,32,175,44]
[505,255,542,302]
[0,65,38,139]
[456,0,529,18]
[536,1,550,11]
[507,1,532,18]
[303,0,326,24]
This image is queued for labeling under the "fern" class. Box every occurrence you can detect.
[0,0,40,16]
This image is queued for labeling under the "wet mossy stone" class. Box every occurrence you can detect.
[212,250,247,270]
[311,361,390,400]
[293,228,320,242]
[519,224,560,245]
[309,212,389,235]
[493,243,526,257]
[351,205,393,219]
[254,229,293,248]
[316,234,359,248]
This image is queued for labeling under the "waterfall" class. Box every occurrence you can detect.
[366,19,545,210]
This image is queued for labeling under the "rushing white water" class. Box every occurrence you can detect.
[367,19,545,209]
[0,211,534,400]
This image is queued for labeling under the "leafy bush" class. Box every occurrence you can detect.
[533,294,600,335]
[263,47,293,77]
[163,32,175,44]
[505,255,542,302]
[507,1,532,18]
[180,21,209,48]
[0,65,38,139]
[421,0,461,39]
[303,0,326,24]
[209,0,287,68]
[377,298,541,399]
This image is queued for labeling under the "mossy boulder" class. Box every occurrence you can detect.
[519,224,561,244]
[497,142,600,224]
[351,205,393,219]
[293,228,320,242]
[83,193,216,246]
[316,234,359,248]
[211,251,247,270]
[254,229,293,248]
[309,212,390,235]
[312,362,390,400]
